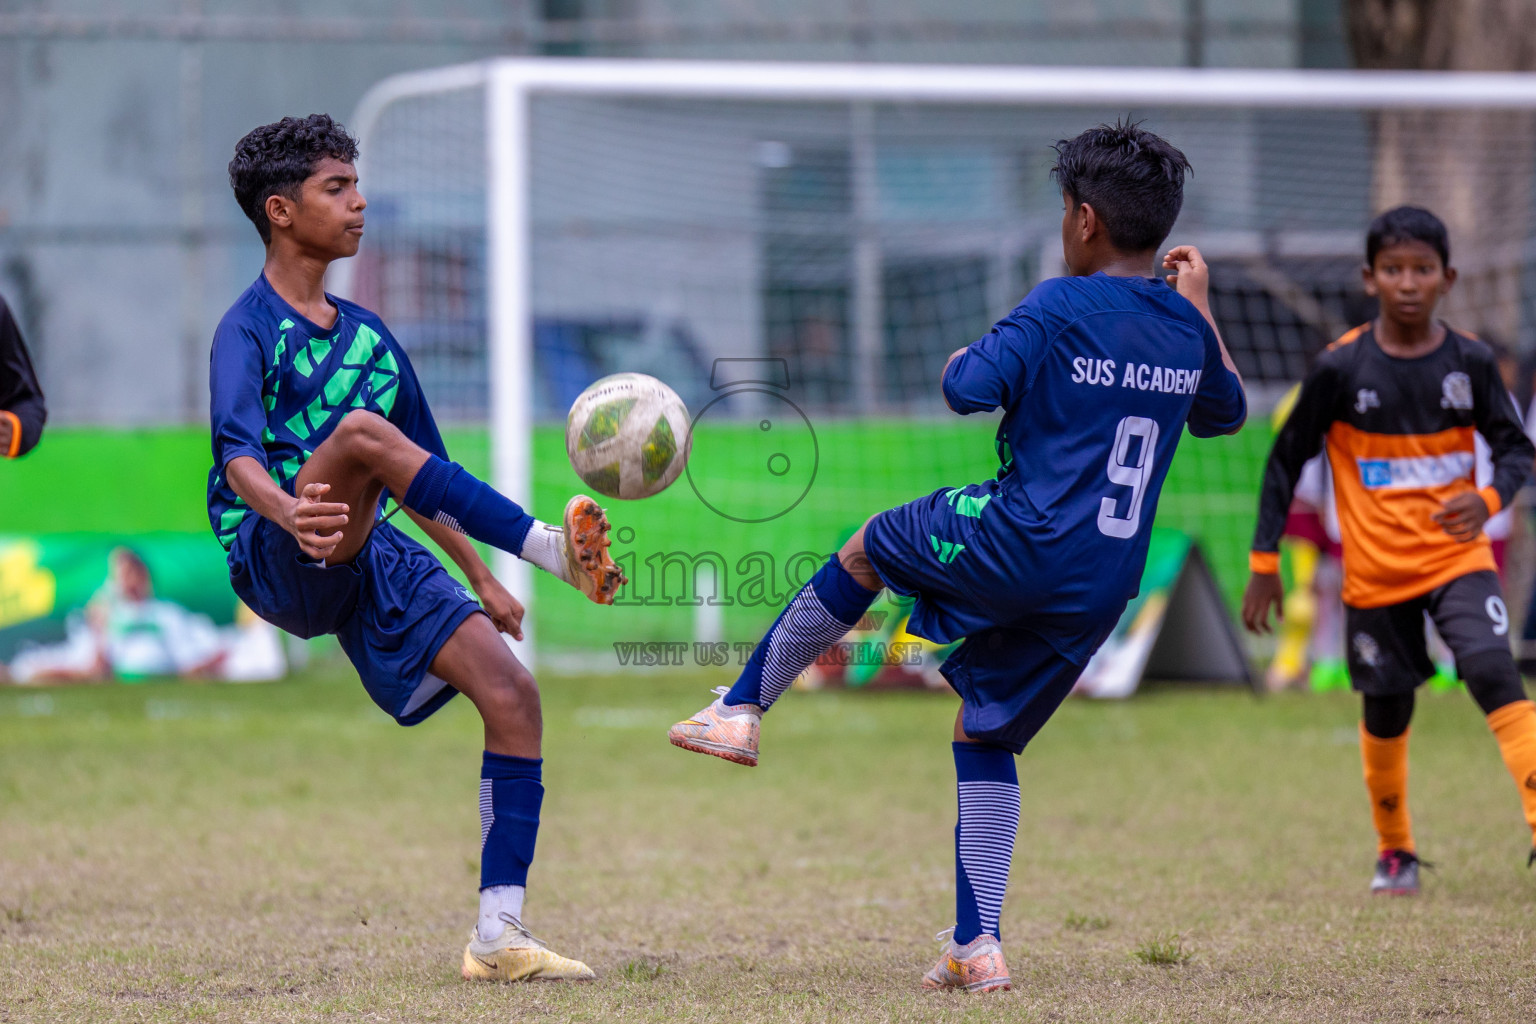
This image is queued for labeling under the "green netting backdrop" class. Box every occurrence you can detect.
[0,424,1267,658]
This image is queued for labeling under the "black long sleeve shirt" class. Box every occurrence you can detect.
[1251,323,1533,608]
[0,294,45,458]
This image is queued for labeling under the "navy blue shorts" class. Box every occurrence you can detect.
[864,483,1104,754]
[228,514,482,725]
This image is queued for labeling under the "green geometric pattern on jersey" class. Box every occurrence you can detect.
[943,487,991,519]
[929,534,966,565]
[993,422,1014,480]
[214,321,400,550]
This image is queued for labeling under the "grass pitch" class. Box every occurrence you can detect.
[2,667,1534,1023]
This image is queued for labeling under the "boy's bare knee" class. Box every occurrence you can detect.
[335,409,393,455]
[482,663,541,729]
[838,518,883,591]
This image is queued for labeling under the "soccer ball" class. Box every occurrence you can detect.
[565,373,692,499]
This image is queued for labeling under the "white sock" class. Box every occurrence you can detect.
[517,520,570,582]
[477,884,526,942]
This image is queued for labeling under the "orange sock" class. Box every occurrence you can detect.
[1486,699,1536,845]
[1360,723,1414,854]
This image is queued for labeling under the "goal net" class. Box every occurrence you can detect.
[337,61,1536,665]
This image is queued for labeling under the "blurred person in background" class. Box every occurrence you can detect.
[8,548,228,683]
[0,293,45,458]
[1245,206,1536,893]
[1264,383,1347,693]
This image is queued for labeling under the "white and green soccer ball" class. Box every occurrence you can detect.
[565,373,692,499]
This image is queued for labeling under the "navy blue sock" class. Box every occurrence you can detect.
[479,752,543,889]
[953,742,1019,945]
[724,554,877,711]
[404,455,536,556]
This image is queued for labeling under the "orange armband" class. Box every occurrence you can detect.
[1,411,19,458]
[1479,486,1503,517]
[1249,550,1280,575]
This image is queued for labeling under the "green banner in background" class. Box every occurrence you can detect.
[0,533,235,661]
[0,425,1271,661]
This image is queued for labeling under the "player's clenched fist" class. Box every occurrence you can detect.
[1163,245,1211,310]
[287,481,350,560]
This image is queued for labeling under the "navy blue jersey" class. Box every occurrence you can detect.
[206,275,447,550]
[939,273,1244,640]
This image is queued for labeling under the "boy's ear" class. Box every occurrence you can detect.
[264,193,295,233]
[1441,265,1458,292]
[1360,263,1378,297]
[1077,202,1099,243]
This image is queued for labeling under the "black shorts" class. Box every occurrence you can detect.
[1345,570,1513,696]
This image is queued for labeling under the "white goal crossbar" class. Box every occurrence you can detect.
[339,58,1536,664]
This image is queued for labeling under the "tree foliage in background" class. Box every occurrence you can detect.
[1347,0,1536,339]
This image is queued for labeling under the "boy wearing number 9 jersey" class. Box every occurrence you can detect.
[667,121,1246,991]
[1244,206,1536,894]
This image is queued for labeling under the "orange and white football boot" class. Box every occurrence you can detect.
[921,929,1011,993]
[560,495,626,605]
[667,686,762,767]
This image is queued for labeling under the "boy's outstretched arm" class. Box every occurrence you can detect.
[226,455,350,561]
[1242,366,1338,633]
[405,508,525,639]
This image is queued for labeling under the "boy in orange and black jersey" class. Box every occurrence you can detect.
[1244,206,1536,894]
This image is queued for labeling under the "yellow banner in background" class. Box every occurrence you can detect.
[0,540,56,628]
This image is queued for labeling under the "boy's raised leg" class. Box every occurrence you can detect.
[668,524,880,766]
[427,613,594,982]
[294,409,623,600]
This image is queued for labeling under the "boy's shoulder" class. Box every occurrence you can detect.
[1445,326,1497,367]
[332,294,388,333]
[215,282,392,348]
[1022,274,1203,328]
[216,278,279,339]
[1312,323,1373,377]
[1319,322,1493,369]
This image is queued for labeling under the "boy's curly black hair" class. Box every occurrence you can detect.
[1366,205,1450,268]
[1051,120,1191,253]
[229,114,359,244]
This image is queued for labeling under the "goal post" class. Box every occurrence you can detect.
[336,59,1536,667]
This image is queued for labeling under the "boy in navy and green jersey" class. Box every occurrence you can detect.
[668,122,1246,992]
[208,114,624,982]
[1245,206,1536,894]
[208,281,441,559]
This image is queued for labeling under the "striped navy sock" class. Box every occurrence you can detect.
[479,752,543,889]
[403,455,536,556]
[723,554,877,711]
[953,741,1020,944]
